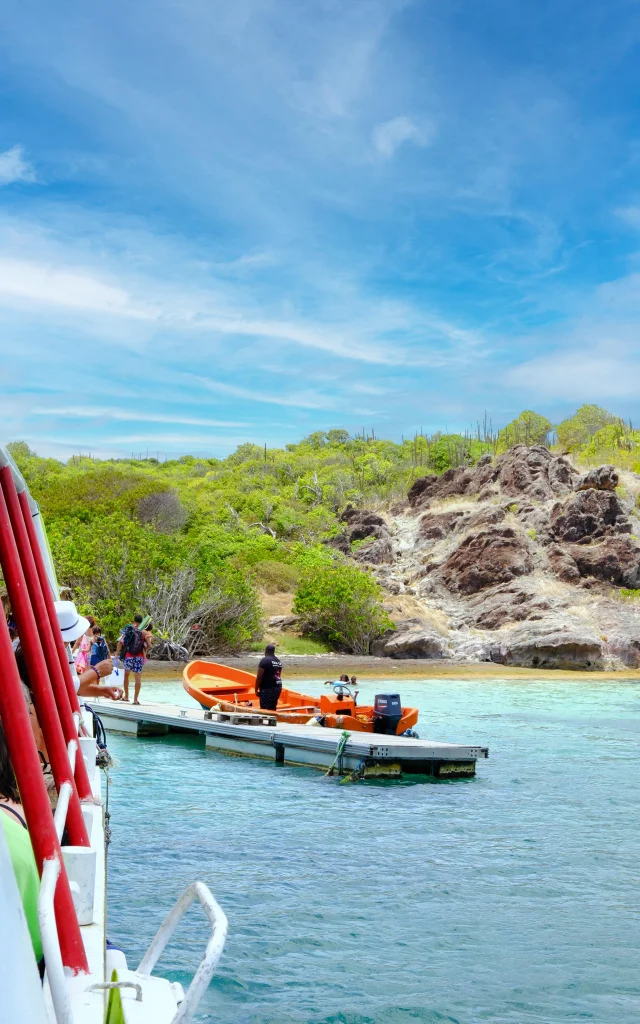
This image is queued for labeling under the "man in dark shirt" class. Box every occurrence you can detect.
[255,643,282,710]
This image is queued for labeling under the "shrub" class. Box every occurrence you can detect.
[293,562,392,654]
[143,567,262,658]
[137,490,188,533]
[250,560,299,593]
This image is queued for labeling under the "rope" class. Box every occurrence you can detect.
[340,757,366,785]
[325,730,350,777]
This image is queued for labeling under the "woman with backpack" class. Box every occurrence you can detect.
[115,614,151,704]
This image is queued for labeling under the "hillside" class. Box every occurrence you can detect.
[334,447,640,670]
[5,403,640,668]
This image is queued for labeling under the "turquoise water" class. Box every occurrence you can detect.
[106,676,640,1024]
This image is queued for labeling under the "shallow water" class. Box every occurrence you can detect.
[106,676,640,1024]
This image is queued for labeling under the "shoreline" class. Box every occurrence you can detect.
[145,655,640,682]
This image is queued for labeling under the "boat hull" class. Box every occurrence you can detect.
[182,661,419,734]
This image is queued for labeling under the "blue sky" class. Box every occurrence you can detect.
[1,0,640,459]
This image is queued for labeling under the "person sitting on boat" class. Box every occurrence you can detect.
[255,643,282,710]
[54,602,123,700]
[0,721,43,967]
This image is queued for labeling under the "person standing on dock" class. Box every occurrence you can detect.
[115,614,148,705]
[255,643,282,710]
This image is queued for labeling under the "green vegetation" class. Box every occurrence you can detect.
[496,411,553,452]
[293,562,392,654]
[252,635,332,655]
[556,405,619,452]
[6,403,640,655]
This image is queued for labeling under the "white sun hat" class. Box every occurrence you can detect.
[54,601,91,643]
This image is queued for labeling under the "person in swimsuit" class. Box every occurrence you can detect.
[115,614,148,704]
[255,643,282,710]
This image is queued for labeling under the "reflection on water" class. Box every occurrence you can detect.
[107,676,640,1024]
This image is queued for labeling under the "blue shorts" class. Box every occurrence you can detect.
[124,656,145,673]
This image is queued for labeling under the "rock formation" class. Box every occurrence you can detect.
[357,446,640,670]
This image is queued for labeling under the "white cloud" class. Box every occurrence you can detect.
[505,343,640,400]
[372,116,434,159]
[0,146,36,186]
[192,375,340,410]
[0,257,156,319]
[34,407,250,427]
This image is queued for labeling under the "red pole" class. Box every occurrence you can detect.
[17,489,93,799]
[0,546,89,972]
[0,474,90,847]
[19,492,82,714]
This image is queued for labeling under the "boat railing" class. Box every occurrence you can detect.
[0,443,229,1022]
[39,853,75,1024]
[137,881,229,1024]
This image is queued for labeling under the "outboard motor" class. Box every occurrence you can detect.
[373,693,402,735]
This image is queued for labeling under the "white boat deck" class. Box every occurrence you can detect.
[90,698,489,778]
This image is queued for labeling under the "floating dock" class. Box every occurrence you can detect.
[90,699,489,779]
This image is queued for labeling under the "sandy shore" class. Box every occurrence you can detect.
[146,655,640,681]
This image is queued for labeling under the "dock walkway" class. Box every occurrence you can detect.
[91,698,489,778]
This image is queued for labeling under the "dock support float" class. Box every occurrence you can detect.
[92,701,488,779]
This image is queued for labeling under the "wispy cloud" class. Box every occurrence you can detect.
[372,116,434,159]
[0,257,155,319]
[0,146,36,186]
[34,407,250,427]
[191,375,341,411]
[3,0,640,455]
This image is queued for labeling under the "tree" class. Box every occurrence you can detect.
[556,405,620,452]
[6,441,36,465]
[496,411,552,453]
[293,562,392,654]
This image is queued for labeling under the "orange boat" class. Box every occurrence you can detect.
[183,660,419,735]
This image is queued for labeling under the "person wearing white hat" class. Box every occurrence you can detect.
[54,602,123,700]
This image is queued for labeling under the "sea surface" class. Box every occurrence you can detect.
[106,675,640,1024]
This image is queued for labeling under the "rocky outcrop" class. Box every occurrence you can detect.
[326,506,394,564]
[267,614,300,630]
[372,618,448,659]
[428,526,534,595]
[565,537,640,589]
[407,445,577,510]
[574,465,618,492]
[419,506,505,542]
[460,582,553,630]
[366,446,640,669]
[550,489,631,544]
[489,621,604,670]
